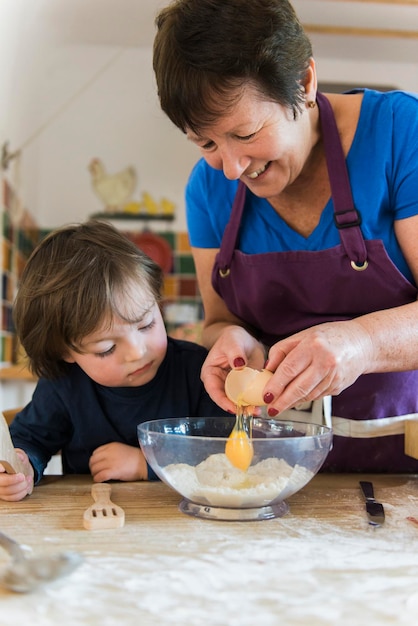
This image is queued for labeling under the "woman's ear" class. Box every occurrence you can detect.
[303,57,317,102]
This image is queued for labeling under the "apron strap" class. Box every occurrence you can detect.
[316,92,368,268]
[216,181,246,273]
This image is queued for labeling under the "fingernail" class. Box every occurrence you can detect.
[233,357,245,368]
[268,407,279,417]
[263,392,274,404]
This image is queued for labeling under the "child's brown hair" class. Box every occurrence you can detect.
[13,219,164,379]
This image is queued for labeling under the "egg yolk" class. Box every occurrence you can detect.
[225,429,254,471]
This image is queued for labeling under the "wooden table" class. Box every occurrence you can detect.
[1,474,418,625]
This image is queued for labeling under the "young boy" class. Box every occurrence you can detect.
[0,220,227,501]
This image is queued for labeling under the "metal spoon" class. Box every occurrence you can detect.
[0,531,83,593]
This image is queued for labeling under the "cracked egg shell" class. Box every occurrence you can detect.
[225,367,274,406]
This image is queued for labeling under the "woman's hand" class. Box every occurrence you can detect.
[89,443,148,482]
[262,320,373,415]
[200,325,267,412]
[0,450,34,501]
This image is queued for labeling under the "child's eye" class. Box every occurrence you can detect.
[140,319,156,332]
[96,345,116,358]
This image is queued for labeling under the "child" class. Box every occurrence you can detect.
[0,219,228,501]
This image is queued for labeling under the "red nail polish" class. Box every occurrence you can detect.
[263,392,274,404]
[268,407,279,417]
[233,357,245,368]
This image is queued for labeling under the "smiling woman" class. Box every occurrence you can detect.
[152,0,418,474]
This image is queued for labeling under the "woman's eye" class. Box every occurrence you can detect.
[201,140,215,151]
[96,345,116,358]
[237,133,256,141]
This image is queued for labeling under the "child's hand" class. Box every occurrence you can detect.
[89,443,148,483]
[0,450,34,501]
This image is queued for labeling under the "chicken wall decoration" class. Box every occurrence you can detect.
[88,158,175,219]
[88,158,137,213]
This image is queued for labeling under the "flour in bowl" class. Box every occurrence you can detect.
[163,454,313,507]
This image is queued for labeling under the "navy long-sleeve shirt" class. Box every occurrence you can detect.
[10,338,228,483]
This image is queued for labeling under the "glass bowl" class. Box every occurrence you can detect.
[138,417,332,521]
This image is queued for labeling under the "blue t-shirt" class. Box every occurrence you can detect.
[186,89,418,284]
[10,338,228,483]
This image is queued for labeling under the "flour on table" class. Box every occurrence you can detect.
[164,453,313,507]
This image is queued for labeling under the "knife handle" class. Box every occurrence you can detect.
[359,480,375,500]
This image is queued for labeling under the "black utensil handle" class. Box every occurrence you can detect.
[360,481,375,500]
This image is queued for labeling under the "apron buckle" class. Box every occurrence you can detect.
[333,207,362,229]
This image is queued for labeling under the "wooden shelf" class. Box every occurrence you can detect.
[0,364,36,381]
[90,212,174,221]
[340,1,418,5]
[304,23,418,39]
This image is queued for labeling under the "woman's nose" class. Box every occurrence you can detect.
[207,146,250,181]
[221,149,251,180]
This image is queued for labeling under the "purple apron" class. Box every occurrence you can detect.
[212,92,418,472]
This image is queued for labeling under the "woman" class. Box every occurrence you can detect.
[153,0,418,471]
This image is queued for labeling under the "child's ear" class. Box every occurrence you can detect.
[62,353,76,364]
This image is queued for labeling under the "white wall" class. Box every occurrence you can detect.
[2,1,418,231]
[31,46,199,230]
[2,44,199,231]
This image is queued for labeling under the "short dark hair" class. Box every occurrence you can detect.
[153,0,313,133]
[13,219,164,379]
